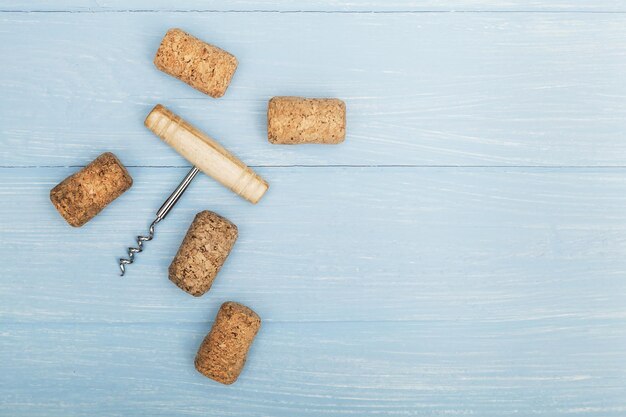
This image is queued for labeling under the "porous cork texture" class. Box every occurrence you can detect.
[195,302,261,384]
[49,152,133,227]
[154,28,238,98]
[169,211,238,297]
[267,96,346,144]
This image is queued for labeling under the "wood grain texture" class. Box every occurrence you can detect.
[145,104,268,203]
[2,4,626,416]
[2,167,626,324]
[2,321,625,416]
[3,0,626,12]
[1,12,626,166]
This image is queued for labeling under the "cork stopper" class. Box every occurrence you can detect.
[49,152,133,227]
[154,28,238,98]
[267,96,346,144]
[169,211,238,297]
[195,301,261,384]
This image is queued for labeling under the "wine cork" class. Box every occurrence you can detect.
[169,211,238,297]
[50,152,132,227]
[195,302,261,384]
[154,28,238,98]
[267,96,346,144]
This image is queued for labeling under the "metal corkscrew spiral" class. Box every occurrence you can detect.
[119,104,269,275]
[119,166,199,276]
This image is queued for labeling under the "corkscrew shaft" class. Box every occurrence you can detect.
[119,167,200,276]
[155,167,200,221]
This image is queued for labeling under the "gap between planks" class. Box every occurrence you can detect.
[5,165,626,169]
[3,10,626,14]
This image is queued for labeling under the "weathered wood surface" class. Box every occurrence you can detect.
[2,167,625,325]
[1,12,626,167]
[3,321,625,416]
[3,0,626,12]
[1,3,625,416]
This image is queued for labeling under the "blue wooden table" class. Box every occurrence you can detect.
[1,1,626,415]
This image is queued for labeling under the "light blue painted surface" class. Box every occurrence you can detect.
[4,0,626,12]
[1,3,626,416]
[2,12,626,167]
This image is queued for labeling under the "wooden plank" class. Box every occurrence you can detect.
[1,12,626,167]
[2,1,626,12]
[2,321,625,416]
[2,166,626,324]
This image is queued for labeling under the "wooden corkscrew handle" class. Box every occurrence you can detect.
[145,104,269,204]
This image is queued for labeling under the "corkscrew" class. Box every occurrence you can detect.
[118,104,268,276]
[119,166,199,276]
